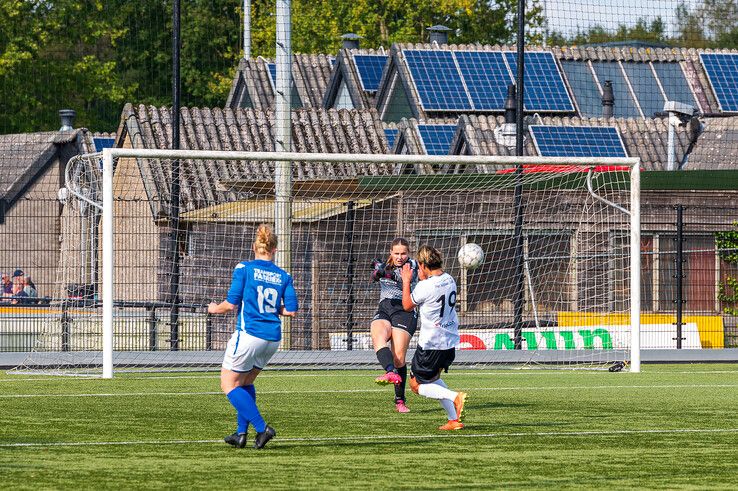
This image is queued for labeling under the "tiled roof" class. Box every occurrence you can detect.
[226,54,334,110]
[0,130,94,203]
[456,115,707,171]
[117,104,396,213]
[684,116,738,170]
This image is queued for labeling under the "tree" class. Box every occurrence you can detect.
[716,222,738,316]
[676,0,738,48]
[1,0,544,134]
[548,17,668,47]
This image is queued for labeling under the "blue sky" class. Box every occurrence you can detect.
[542,0,699,37]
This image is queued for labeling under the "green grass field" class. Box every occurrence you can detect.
[1,364,737,489]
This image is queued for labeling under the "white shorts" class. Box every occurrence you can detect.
[222,330,280,373]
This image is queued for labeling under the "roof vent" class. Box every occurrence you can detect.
[341,33,361,50]
[427,25,452,45]
[59,109,76,131]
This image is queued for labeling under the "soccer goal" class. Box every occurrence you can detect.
[14,149,641,377]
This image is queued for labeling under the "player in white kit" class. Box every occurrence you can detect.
[400,245,467,430]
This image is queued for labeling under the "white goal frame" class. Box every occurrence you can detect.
[100,148,641,378]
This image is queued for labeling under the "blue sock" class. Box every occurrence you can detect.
[244,384,256,401]
[227,387,266,434]
[235,385,256,433]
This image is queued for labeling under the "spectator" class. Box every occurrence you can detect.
[24,275,37,301]
[1,273,12,296]
[11,278,28,305]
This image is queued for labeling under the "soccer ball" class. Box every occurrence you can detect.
[457,243,484,270]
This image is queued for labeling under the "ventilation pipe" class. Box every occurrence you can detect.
[602,80,614,119]
[427,25,451,45]
[59,109,76,131]
[341,33,361,50]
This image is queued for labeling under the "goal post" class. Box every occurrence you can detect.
[16,149,641,377]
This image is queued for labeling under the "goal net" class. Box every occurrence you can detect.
[14,149,640,376]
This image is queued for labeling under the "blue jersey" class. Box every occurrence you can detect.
[226,259,298,341]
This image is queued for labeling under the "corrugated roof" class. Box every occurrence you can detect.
[0,129,94,203]
[117,104,396,214]
[226,54,334,110]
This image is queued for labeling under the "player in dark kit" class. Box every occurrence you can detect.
[370,237,419,413]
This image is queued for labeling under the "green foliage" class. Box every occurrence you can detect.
[548,17,668,47]
[1,0,542,134]
[676,0,738,49]
[716,221,738,315]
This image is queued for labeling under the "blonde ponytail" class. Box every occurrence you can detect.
[254,224,278,255]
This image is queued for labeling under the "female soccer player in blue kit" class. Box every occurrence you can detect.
[208,224,298,449]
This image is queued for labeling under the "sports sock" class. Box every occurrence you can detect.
[394,365,407,402]
[227,387,266,434]
[439,399,457,420]
[418,379,459,420]
[244,384,256,400]
[235,384,257,433]
[417,379,458,401]
[376,347,395,372]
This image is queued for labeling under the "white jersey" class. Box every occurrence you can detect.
[410,272,460,350]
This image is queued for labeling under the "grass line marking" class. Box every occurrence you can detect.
[2,383,737,398]
[3,427,738,448]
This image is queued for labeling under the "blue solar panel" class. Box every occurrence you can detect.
[700,53,738,112]
[504,52,574,112]
[93,137,115,152]
[417,124,457,155]
[384,128,398,150]
[455,51,509,110]
[267,63,277,88]
[404,50,471,111]
[529,125,627,158]
[354,54,387,92]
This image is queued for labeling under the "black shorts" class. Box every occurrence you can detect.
[411,347,456,384]
[372,298,417,336]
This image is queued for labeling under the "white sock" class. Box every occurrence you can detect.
[439,399,457,420]
[418,379,458,401]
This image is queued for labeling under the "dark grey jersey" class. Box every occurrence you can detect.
[378,259,419,301]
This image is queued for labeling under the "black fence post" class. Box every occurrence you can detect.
[675,205,685,349]
[205,313,213,351]
[61,303,71,352]
[148,306,158,351]
[345,200,355,351]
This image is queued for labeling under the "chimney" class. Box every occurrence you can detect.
[504,84,517,124]
[602,80,614,119]
[341,33,361,50]
[427,25,451,45]
[59,109,76,131]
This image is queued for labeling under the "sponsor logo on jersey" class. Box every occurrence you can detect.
[254,268,283,285]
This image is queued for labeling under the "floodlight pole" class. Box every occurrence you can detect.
[513,0,526,349]
[243,0,251,58]
[275,0,293,347]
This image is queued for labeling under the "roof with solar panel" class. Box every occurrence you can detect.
[323,35,389,111]
[375,43,576,122]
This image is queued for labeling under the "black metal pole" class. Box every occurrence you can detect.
[675,205,684,349]
[169,0,182,350]
[345,201,355,350]
[513,0,526,349]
